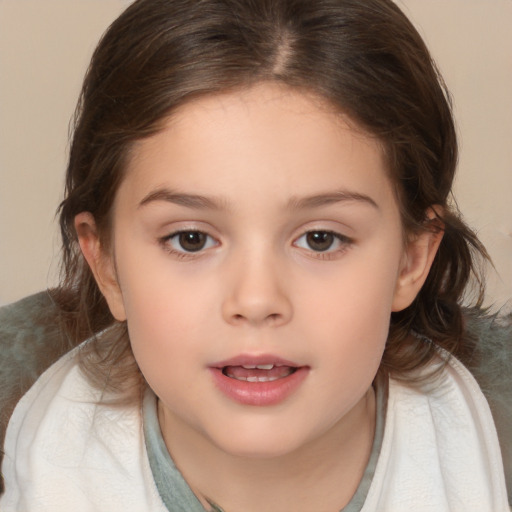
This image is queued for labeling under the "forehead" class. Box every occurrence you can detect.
[120,83,396,214]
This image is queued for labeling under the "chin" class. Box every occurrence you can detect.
[208,424,312,461]
[218,441,300,460]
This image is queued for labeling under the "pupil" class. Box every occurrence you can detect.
[307,231,333,252]
[179,232,206,252]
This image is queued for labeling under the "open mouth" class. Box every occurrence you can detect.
[222,364,298,382]
[211,358,309,405]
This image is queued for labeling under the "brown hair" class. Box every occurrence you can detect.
[56,0,488,395]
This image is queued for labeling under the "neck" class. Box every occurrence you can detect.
[158,387,376,512]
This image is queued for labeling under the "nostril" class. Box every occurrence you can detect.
[229,312,282,325]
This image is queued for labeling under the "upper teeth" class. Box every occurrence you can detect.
[242,364,274,370]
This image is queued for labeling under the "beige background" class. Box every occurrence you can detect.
[1,0,511,309]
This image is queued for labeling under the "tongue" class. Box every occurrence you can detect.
[223,365,295,380]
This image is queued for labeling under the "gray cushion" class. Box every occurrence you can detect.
[464,307,512,498]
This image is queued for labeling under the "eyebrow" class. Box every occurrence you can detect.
[138,187,379,211]
[138,188,227,210]
[287,190,379,210]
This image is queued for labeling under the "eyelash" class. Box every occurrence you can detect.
[159,229,353,260]
[293,230,353,260]
[159,230,218,260]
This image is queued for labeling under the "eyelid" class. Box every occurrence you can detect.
[292,229,354,259]
[159,228,219,258]
[293,230,352,249]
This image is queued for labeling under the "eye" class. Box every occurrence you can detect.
[294,230,351,253]
[163,230,217,253]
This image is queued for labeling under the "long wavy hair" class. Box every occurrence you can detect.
[56,0,488,397]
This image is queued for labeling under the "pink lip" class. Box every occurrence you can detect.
[209,354,309,407]
[212,354,301,369]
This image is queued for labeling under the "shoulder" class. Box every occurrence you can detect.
[4,343,100,445]
[0,292,71,458]
[1,345,102,490]
[367,353,510,511]
[0,346,165,511]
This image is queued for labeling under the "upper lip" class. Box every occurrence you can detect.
[211,354,302,369]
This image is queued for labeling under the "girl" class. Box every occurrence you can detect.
[1,0,510,510]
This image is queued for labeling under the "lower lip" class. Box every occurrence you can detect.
[209,367,309,406]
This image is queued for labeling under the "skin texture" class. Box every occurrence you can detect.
[76,83,441,511]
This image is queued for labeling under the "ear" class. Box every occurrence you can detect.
[392,208,444,312]
[74,212,127,321]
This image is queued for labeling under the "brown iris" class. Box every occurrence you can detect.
[306,231,335,252]
[178,231,208,252]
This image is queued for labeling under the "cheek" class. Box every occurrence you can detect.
[304,248,401,327]
[122,279,207,351]
[302,248,402,368]
[116,233,206,319]
[121,283,210,402]
[112,242,207,366]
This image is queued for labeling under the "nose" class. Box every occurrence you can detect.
[221,251,293,328]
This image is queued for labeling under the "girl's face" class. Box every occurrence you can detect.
[79,83,436,461]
